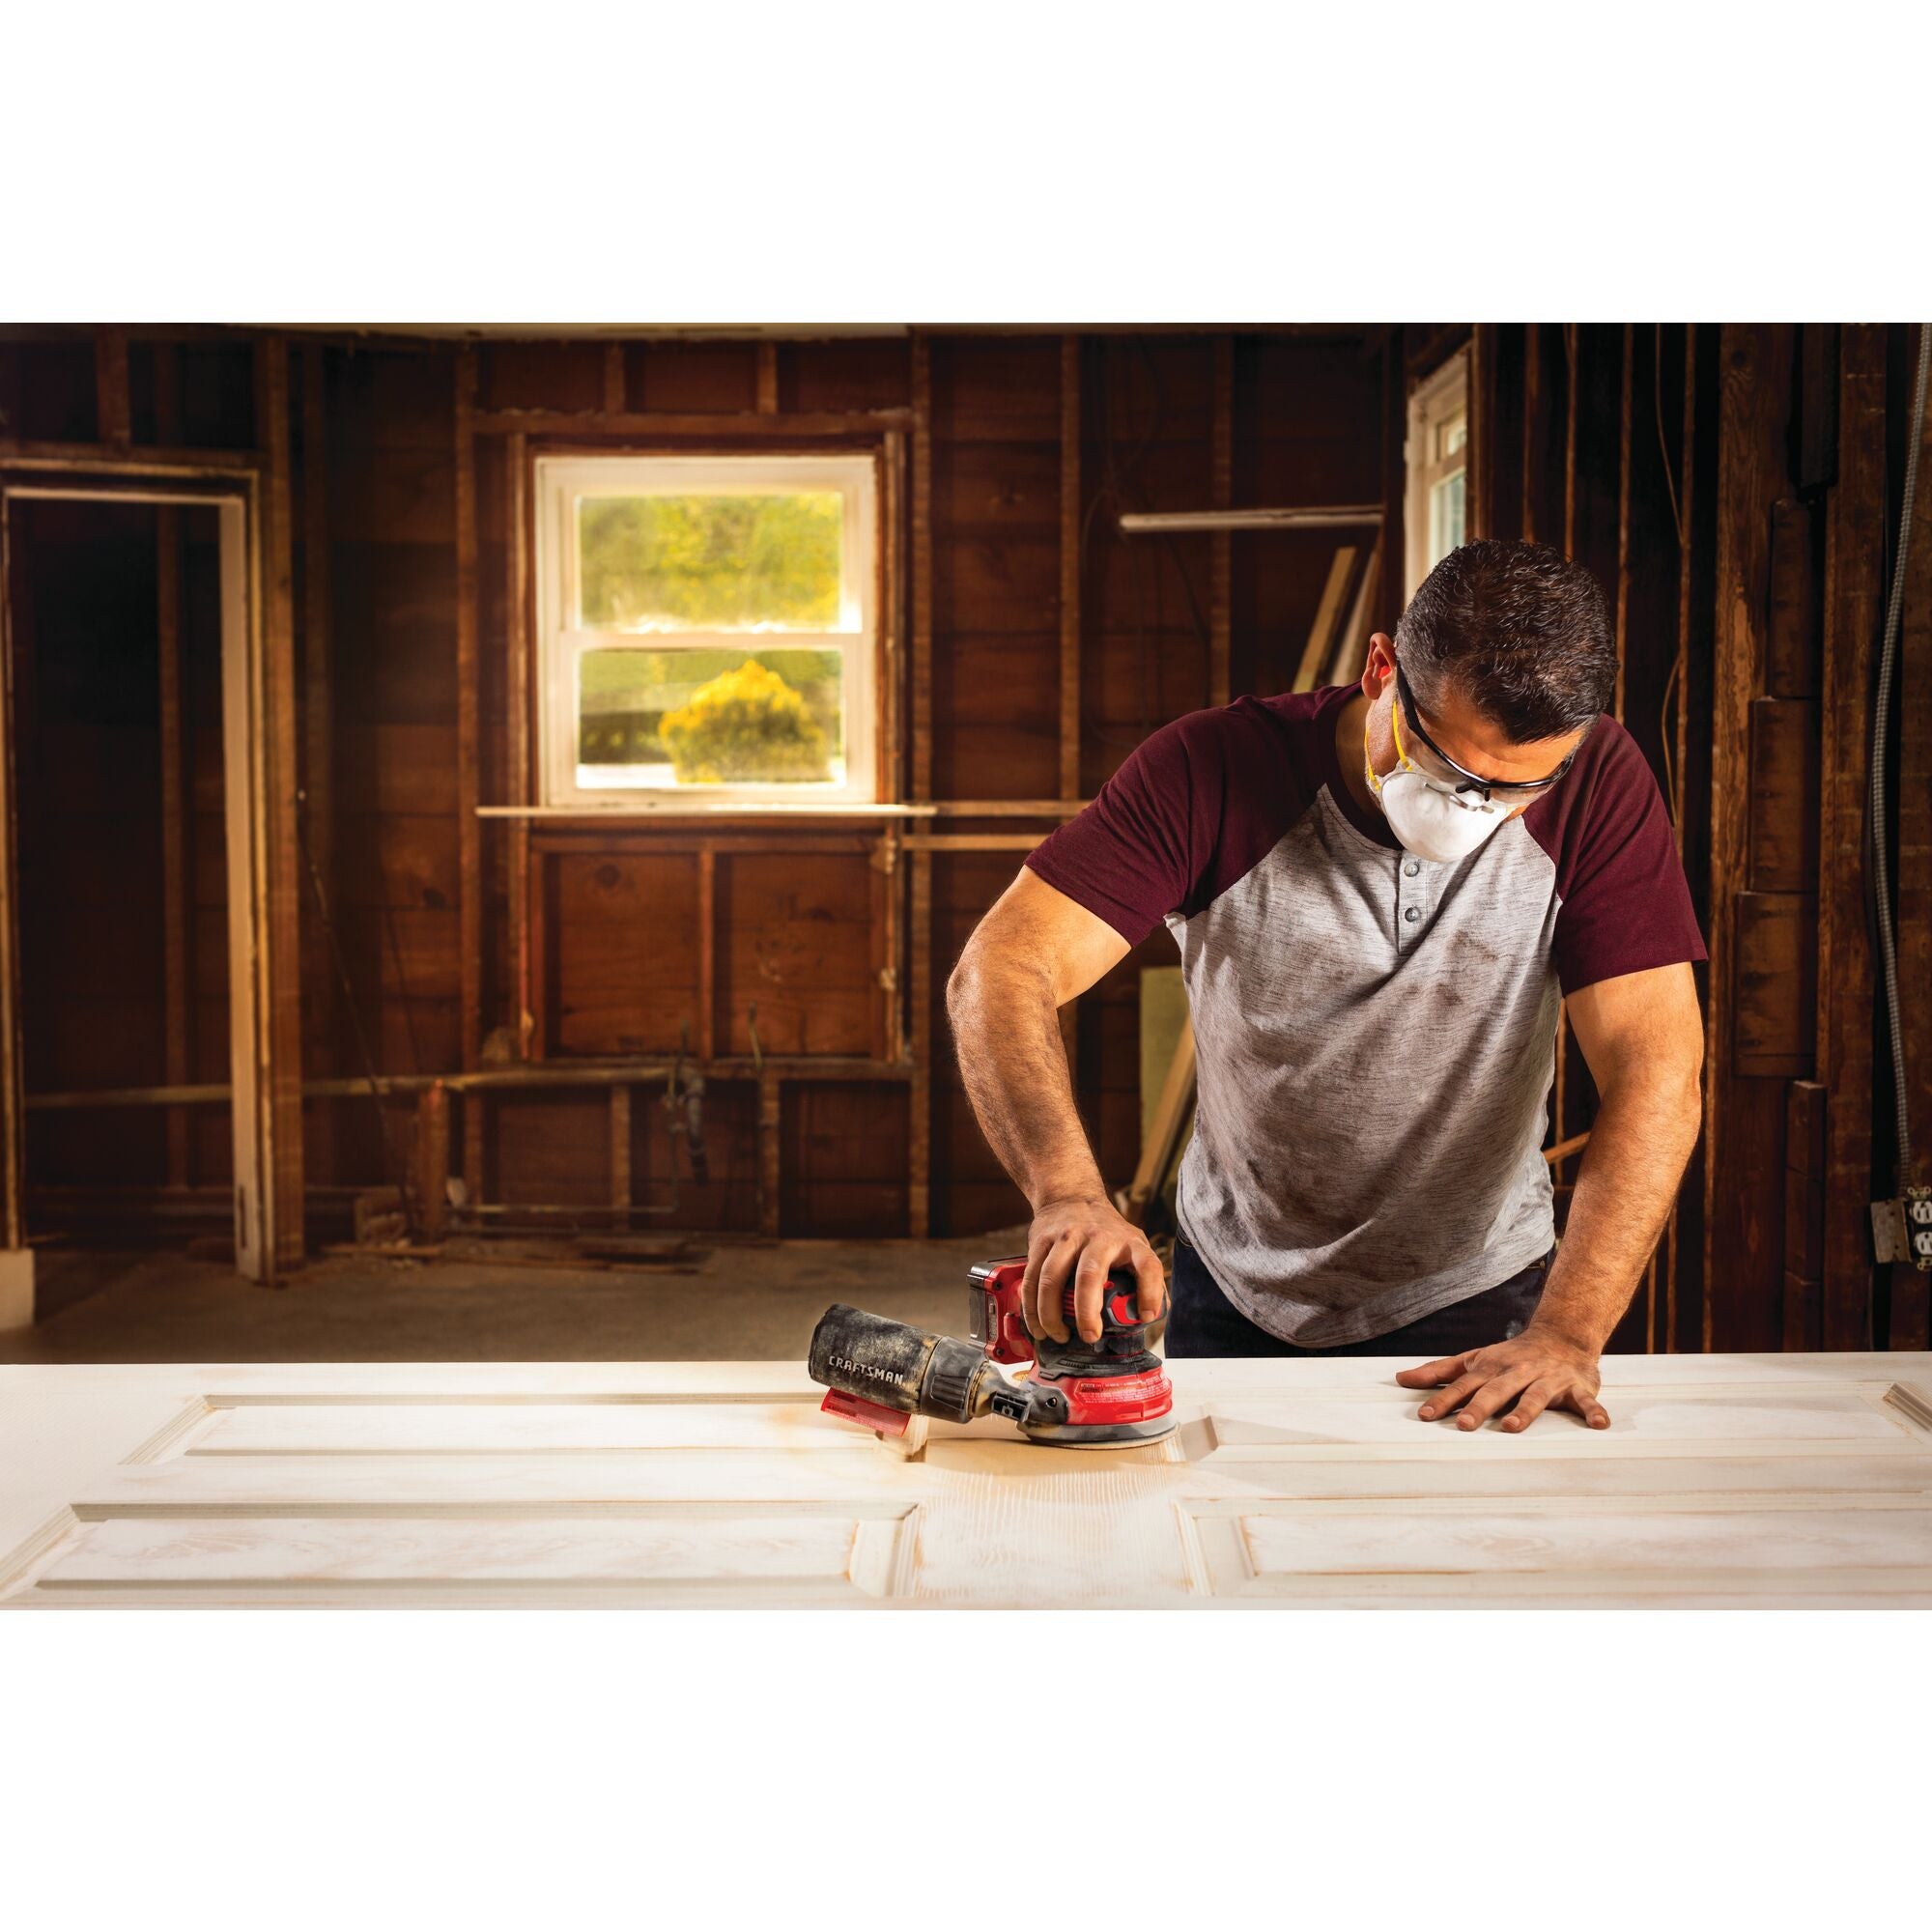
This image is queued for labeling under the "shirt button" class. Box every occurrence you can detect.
[1404,861,1421,877]
[1404,906,1421,923]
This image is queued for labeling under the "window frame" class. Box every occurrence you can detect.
[534,451,880,812]
[1403,348,1470,599]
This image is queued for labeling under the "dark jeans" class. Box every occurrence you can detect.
[1165,1237,1552,1358]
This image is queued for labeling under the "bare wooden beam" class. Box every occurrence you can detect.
[610,1083,632,1217]
[1890,323,1932,1351]
[1118,506,1381,534]
[907,334,934,1236]
[23,1055,918,1110]
[902,833,1045,853]
[300,346,336,1184]
[0,440,258,474]
[910,339,933,804]
[1704,325,1794,1353]
[1059,334,1082,799]
[257,335,307,1274]
[757,1066,781,1236]
[156,504,189,1187]
[94,327,130,448]
[756,342,780,414]
[1293,549,1356,692]
[456,350,483,1205]
[1210,334,1234,705]
[0,497,26,1256]
[697,846,717,1063]
[908,851,932,1239]
[414,1082,451,1240]
[469,409,912,438]
[506,431,532,1059]
[602,344,625,414]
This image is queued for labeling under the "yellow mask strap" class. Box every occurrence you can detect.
[1364,677,1414,799]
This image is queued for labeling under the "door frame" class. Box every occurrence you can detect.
[0,453,304,1292]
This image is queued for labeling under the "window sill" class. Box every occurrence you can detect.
[476,802,939,820]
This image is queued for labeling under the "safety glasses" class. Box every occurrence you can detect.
[1393,662,1581,802]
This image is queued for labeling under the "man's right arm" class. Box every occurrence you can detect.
[945,867,1167,1346]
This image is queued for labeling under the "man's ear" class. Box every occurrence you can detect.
[1361,633,1398,696]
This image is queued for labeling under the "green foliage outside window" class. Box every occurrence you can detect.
[579,493,843,630]
[658,660,833,783]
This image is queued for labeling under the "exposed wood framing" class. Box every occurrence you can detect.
[879,431,907,1062]
[697,845,717,1062]
[756,343,780,414]
[1705,325,1794,1352]
[1817,326,1885,1350]
[256,338,306,1275]
[0,493,24,1254]
[907,335,933,1236]
[456,349,484,1200]
[1209,334,1233,705]
[1892,324,1932,1350]
[1059,335,1082,799]
[610,1083,632,1215]
[470,410,912,439]
[602,344,625,414]
[156,504,189,1186]
[507,431,533,1059]
[902,833,1044,853]
[93,328,130,449]
[0,440,260,471]
[880,431,906,809]
[757,1065,781,1236]
[299,347,335,1180]
[1378,332,1406,633]
[26,1054,916,1112]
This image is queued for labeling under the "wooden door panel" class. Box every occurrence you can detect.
[192,1396,866,1457]
[1185,1385,1913,1453]
[4,1359,1930,1608]
[23,1510,913,1605]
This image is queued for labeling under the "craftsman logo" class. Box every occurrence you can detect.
[830,1354,906,1387]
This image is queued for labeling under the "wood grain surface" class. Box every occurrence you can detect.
[3,1353,1927,1608]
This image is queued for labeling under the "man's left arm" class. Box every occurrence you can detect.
[1396,961,1704,1432]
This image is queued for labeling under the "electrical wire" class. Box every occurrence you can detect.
[1869,322,1930,1196]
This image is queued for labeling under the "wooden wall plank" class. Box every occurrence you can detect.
[455,347,481,1081]
[1210,333,1233,705]
[1816,325,1884,1350]
[1892,323,1932,1351]
[156,506,189,1186]
[1059,335,1082,798]
[257,336,307,1272]
[1705,325,1797,1351]
[908,335,934,1236]
[94,328,130,449]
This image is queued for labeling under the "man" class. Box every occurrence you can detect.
[946,539,1705,1434]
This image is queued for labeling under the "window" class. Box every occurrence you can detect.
[1404,349,1469,598]
[535,454,878,810]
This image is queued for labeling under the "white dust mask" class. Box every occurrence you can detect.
[1363,693,1516,866]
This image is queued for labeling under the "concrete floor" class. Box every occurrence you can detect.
[0,1233,1021,1364]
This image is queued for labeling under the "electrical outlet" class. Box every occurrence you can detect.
[1872,1189,1932,1269]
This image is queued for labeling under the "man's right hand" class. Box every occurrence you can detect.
[1022,1196,1168,1345]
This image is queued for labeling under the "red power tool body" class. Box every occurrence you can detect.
[810,1256,1174,1448]
[966,1257,1174,1435]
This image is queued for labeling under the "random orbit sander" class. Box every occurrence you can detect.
[808,1257,1174,1448]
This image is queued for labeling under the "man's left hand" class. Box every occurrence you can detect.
[1395,1326,1611,1433]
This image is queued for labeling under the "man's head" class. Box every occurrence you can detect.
[1362,540,1612,806]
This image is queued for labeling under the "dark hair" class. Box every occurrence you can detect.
[1395,539,1614,741]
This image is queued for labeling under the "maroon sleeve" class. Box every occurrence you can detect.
[1526,718,1707,995]
[1024,699,1312,946]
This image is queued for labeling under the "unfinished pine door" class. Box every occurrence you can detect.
[3,1354,1929,1607]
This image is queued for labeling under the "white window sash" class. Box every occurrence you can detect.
[535,454,878,811]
